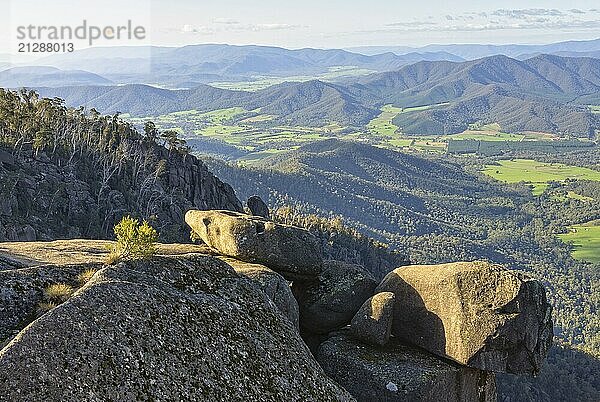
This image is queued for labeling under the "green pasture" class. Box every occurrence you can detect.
[483,159,600,196]
[558,221,600,264]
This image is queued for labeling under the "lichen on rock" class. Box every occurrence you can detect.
[0,255,353,401]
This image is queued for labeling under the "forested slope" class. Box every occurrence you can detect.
[205,139,600,401]
[0,89,242,242]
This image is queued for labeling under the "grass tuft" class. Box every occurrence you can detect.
[77,269,97,285]
[36,301,57,316]
[43,283,74,304]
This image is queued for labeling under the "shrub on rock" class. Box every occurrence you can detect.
[107,216,158,263]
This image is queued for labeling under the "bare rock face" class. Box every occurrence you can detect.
[220,257,299,328]
[247,195,270,220]
[317,334,496,402]
[293,261,378,334]
[185,210,323,279]
[0,145,243,243]
[376,261,553,375]
[0,255,354,401]
[350,292,395,346]
[0,263,103,343]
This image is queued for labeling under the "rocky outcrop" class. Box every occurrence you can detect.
[350,292,395,346]
[0,143,242,242]
[0,263,103,343]
[0,240,216,268]
[186,210,323,279]
[0,255,353,401]
[247,195,270,220]
[317,334,496,402]
[0,233,555,401]
[376,261,553,375]
[293,261,378,334]
[220,257,299,328]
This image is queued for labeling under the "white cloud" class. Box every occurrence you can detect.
[491,9,565,19]
[181,24,214,34]
[212,18,240,25]
[380,8,600,34]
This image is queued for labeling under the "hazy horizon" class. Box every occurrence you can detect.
[2,0,600,59]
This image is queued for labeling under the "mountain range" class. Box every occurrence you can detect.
[0,66,112,88]
[15,44,464,87]
[346,38,600,59]
[33,54,600,137]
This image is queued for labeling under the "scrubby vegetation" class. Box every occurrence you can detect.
[273,206,407,279]
[107,216,158,263]
[43,283,74,303]
[37,283,75,316]
[77,268,97,285]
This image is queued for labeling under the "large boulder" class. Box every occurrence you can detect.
[247,195,270,220]
[293,261,378,334]
[350,292,395,346]
[220,257,299,328]
[185,210,323,279]
[376,261,553,375]
[0,255,354,401]
[317,334,496,402]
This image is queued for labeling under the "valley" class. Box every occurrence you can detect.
[208,66,376,92]
[124,102,595,163]
[2,35,600,402]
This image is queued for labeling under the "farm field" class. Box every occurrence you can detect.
[482,159,600,195]
[558,221,600,264]
[551,191,595,202]
[366,104,452,152]
[449,123,525,141]
[367,110,568,153]
[367,105,402,136]
[125,107,342,162]
[127,106,597,163]
[208,66,375,92]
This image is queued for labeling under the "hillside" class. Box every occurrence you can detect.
[34,54,600,136]
[0,88,242,242]
[37,80,377,127]
[250,80,379,126]
[356,55,600,137]
[35,84,252,117]
[205,139,600,400]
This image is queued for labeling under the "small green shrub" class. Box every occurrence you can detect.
[107,215,159,263]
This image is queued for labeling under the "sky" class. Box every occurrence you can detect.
[2,0,600,58]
